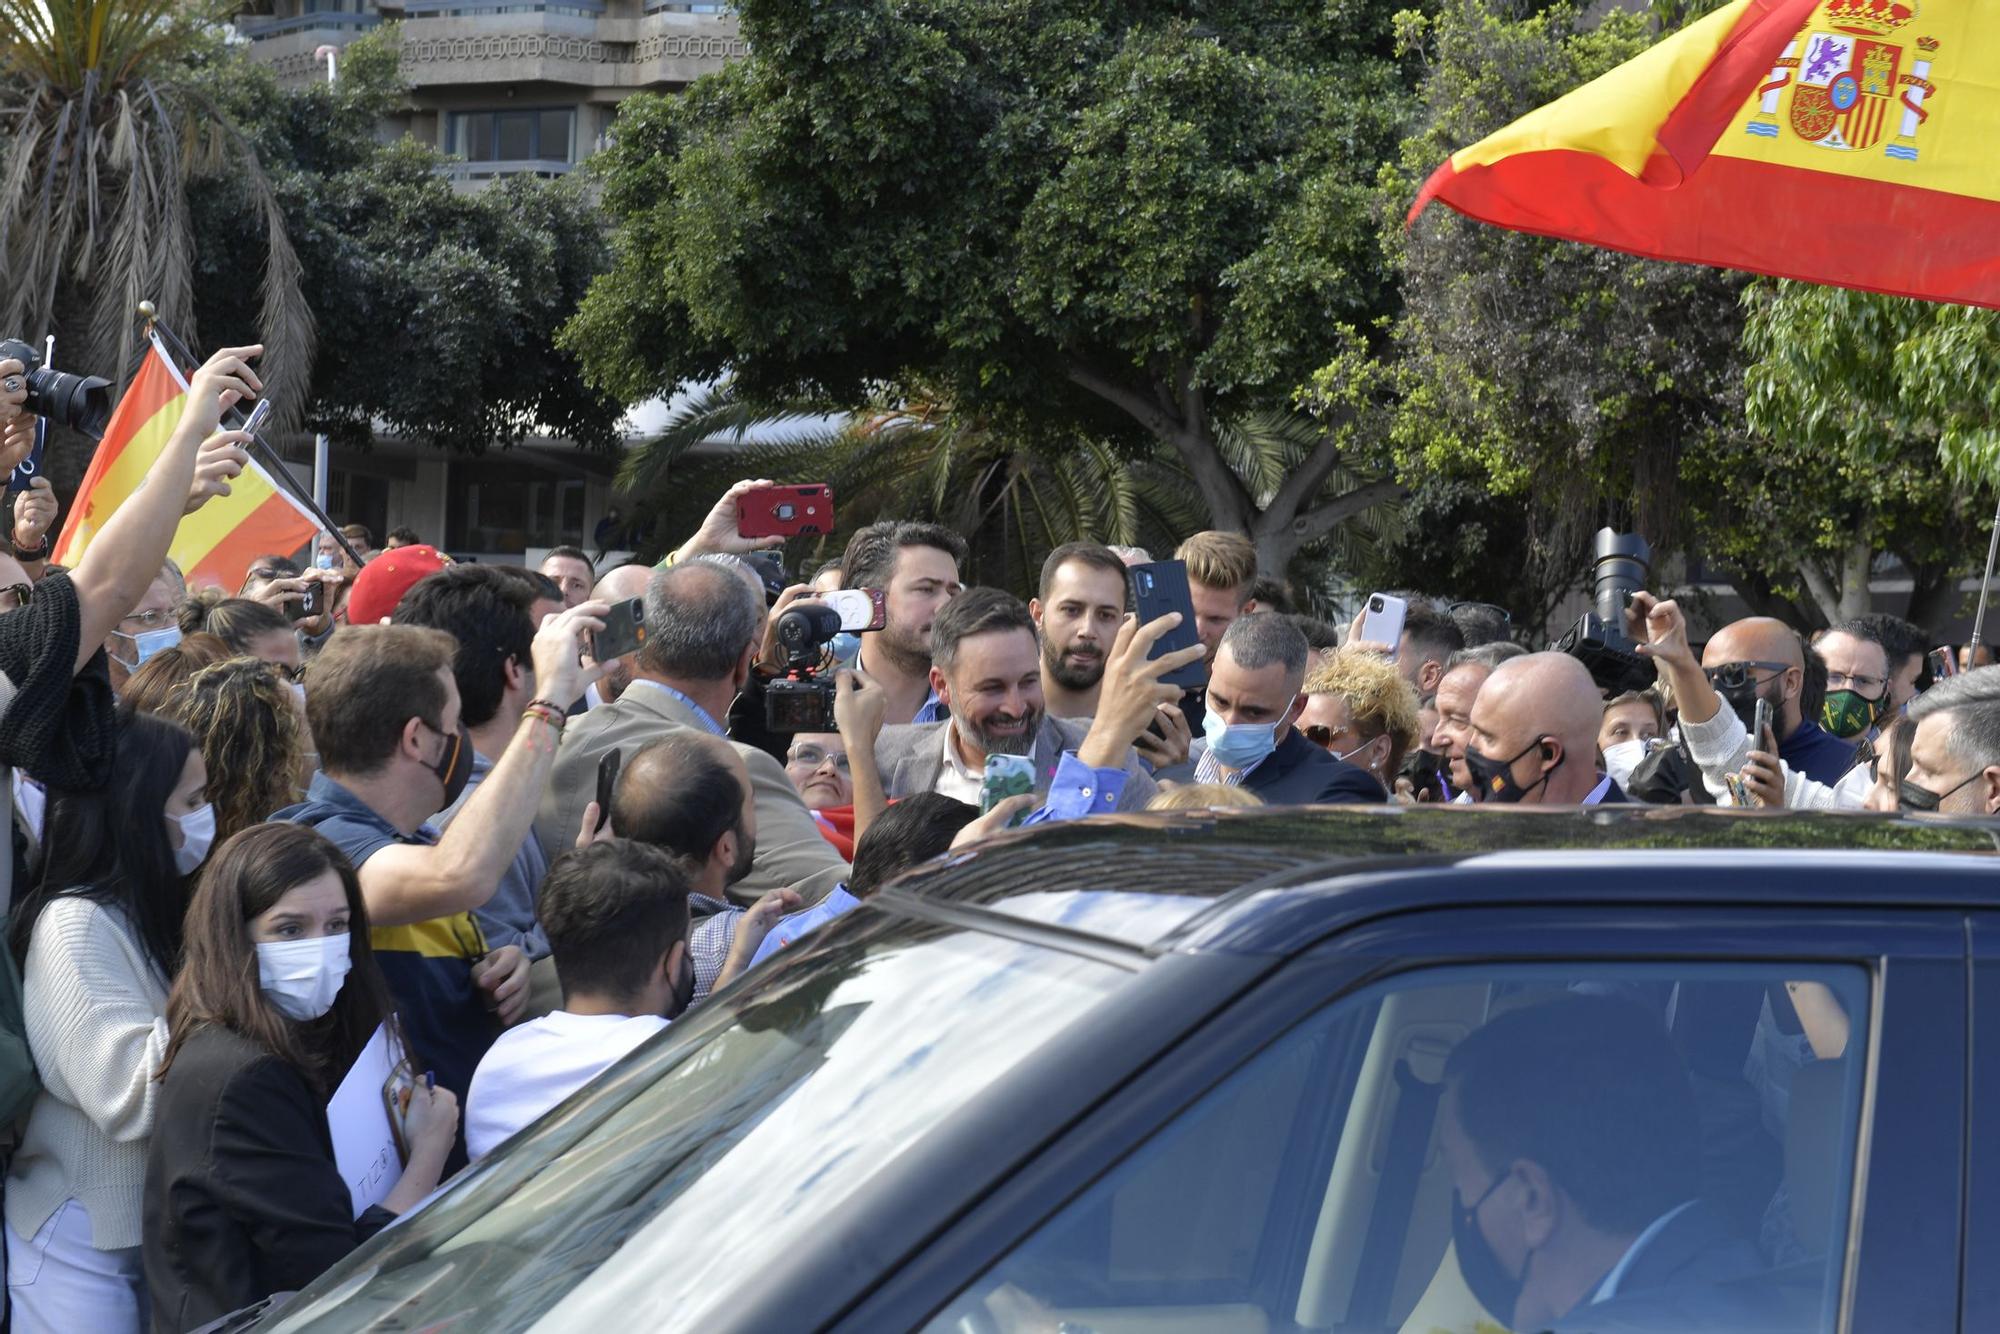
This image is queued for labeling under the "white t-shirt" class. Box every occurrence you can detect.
[465,1010,668,1161]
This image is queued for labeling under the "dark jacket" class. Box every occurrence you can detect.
[1188,728,1386,805]
[143,1025,393,1334]
[1554,1200,1770,1332]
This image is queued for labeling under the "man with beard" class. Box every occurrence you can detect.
[463,839,783,1161]
[1462,654,1627,805]
[840,520,968,725]
[1812,617,1899,741]
[872,587,1170,810]
[1031,541,1128,719]
[608,731,800,1004]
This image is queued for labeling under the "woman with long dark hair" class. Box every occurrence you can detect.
[4,711,214,1333]
[143,824,456,1334]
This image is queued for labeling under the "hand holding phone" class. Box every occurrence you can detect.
[1752,697,1773,755]
[736,484,834,539]
[1127,561,1207,691]
[979,754,1037,819]
[1357,594,1408,662]
[591,597,648,663]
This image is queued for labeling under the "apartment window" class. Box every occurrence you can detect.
[447,109,576,164]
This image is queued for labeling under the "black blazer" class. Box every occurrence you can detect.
[1190,728,1387,805]
[143,1025,393,1334]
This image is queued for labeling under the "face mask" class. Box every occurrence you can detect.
[830,631,862,663]
[1900,771,1982,814]
[1452,1178,1525,1326]
[1202,708,1282,771]
[256,933,352,1021]
[1601,738,1649,789]
[1463,737,1556,804]
[426,722,474,809]
[1714,680,1764,733]
[1822,688,1888,740]
[110,624,181,672]
[288,681,307,708]
[315,551,337,570]
[171,803,216,875]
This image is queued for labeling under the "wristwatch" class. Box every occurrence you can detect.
[9,530,48,561]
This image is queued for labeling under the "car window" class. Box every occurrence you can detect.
[927,962,1869,1334]
[267,913,1131,1334]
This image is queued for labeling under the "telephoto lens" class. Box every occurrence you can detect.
[0,338,114,439]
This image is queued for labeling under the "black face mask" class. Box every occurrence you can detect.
[427,722,474,810]
[1463,737,1556,804]
[1900,771,1982,814]
[1452,1178,1525,1326]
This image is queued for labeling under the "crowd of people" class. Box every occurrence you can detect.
[3,346,2000,1333]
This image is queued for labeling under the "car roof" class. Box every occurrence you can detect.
[883,806,2000,956]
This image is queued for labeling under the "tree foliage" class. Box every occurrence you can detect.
[185,32,622,453]
[565,0,1416,572]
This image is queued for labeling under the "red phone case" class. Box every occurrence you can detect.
[737,485,834,538]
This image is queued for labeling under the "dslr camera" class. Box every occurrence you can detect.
[1551,528,1657,696]
[0,339,113,440]
[764,588,888,733]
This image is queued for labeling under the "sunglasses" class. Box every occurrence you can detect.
[0,582,31,613]
[1703,661,1790,692]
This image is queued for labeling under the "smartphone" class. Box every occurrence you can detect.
[1929,647,1960,681]
[592,597,648,662]
[239,397,273,438]
[737,484,834,539]
[595,748,621,834]
[1358,593,1408,662]
[1127,561,1208,691]
[979,754,1037,818]
[1752,697,1773,753]
[821,587,887,632]
[6,417,44,496]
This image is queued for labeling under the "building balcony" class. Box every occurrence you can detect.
[439,157,575,190]
[238,9,382,38]
[393,8,742,90]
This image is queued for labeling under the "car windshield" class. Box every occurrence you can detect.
[265,909,1130,1334]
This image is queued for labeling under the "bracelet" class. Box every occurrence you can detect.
[522,702,566,731]
[9,532,47,561]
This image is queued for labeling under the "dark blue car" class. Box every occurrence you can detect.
[241,807,2000,1334]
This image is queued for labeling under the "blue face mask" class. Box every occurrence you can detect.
[111,624,181,673]
[314,551,338,570]
[831,631,863,664]
[1203,707,1282,771]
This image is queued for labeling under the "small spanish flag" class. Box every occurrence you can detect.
[1410,0,2000,310]
[51,336,319,591]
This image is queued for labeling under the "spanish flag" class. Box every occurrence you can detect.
[1410,0,2000,310]
[51,337,319,591]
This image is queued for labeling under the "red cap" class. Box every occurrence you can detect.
[348,545,451,626]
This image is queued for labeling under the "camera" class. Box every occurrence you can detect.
[0,339,113,440]
[1551,528,1657,695]
[765,602,842,733]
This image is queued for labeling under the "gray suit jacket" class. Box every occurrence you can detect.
[874,716,1157,812]
[534,682,849,905]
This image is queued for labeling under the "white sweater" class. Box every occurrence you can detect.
[4,896,171,1251]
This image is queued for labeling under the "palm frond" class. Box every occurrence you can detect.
[614,380,851,496]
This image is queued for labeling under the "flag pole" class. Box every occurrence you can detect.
[141,305,363,567]
[1970,493,2000,664]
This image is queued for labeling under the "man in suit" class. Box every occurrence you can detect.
[1463,651,1629,805]
[534,560,849,904]
[1186,613,1383,804]
[1441,995,1765,1333]
[872,588,1183,812]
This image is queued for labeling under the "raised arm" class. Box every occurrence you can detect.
[66,346,261,674]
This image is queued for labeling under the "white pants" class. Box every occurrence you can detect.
[4,1198,145,1334]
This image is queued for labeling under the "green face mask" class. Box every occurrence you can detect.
[1822,688,1887,740]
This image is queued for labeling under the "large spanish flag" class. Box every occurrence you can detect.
[51,337,318,591]
[1409,0,2000,309]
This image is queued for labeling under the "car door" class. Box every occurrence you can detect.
[1959,914,2000,1331]
[838,893,1966,1334]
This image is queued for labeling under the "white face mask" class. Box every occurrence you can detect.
[256,934,352,1021]
[171,803,217,875]
[1601,738,1651,790]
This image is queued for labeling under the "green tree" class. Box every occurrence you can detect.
[0,0,309,412]
[1717,282,2000,629]
[1379,0,1751,612]
[563,0,1415,574]
[184,32,623,454]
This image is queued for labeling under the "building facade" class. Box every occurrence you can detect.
[236,0,744,560]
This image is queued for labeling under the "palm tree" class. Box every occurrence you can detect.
[0,0,310,410]
[617,383,1399,614]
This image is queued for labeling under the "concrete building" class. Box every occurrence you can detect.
[235,0,744,560]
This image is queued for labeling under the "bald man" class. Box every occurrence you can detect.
[587,563,655,706]
[1463,653,1626,805]
[1699,616,1856,785]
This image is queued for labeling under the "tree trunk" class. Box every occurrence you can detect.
[1905,560,1958,634]
[1725,566,1821,631]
